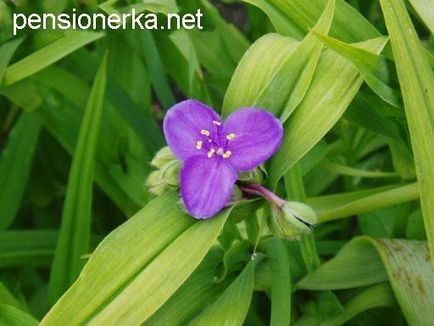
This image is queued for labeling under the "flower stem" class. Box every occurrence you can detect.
[239,183,285,207]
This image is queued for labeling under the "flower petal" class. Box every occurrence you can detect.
[180,156,237,219]
[163,100,221,161]
[223,108,283,171]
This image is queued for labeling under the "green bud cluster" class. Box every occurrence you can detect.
[146,147,181,196]
[238,167,264,184]
[268,201,318,240]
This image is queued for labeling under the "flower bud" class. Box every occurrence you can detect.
[151,146,176,169]
[159,160,180,187]
[145,171,168,196]
[145,160,181,196]
[238,167,264,184]
[269,201,318,240]
[231,185,243,202]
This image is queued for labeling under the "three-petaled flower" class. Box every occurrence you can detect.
[163,100,283,219]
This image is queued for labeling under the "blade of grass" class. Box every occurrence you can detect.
[295,284,396,326]
[0,38,23,83]
[243,0,380,42]
[298,236,434,324]
[42,193,229,325]
[145,249,232,325]
[261,0,335,121]
[265,239,291,326]
[42,192,193,324]
[407,0,434,34]
[0,230,57,268]
[127,30,176,110]
[222,34,299,116]
[189,260,255,326]
[0,304,38,326]
[0,113,41,229]
[307,183,419,222]
[379,0,434,254]
[0,283,27,311]
[297,238,388,290]
[3,31,104,85]
[312,32,402,108]
[268,37,388,188]
[285,164,344,317]
[48,54,108,304]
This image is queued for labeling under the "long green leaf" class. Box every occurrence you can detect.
[189,260,255,326]
[298,237,434,324]
[295,284,396,326]
[243,0,380,42]
[259,0,335,121]
[0,283,26,311]
[3,31,104,85]
[268,37,388,187]
[312,32,402,108]
[145,249,232,325]
[127,30,176,110]
[0,304,38,326]
[307,183,419,222]
[297,238,387,290]
[379,0,434,254]
[222,33,298,116]
[48,54,108,303]
[0,113,41,229]
[407,0,434,34]
[0,230,57,268]
[266,239,292,326]
[41,193,229,325]
[0,38,23,83]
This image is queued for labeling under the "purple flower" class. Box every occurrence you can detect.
[163,100,283,219]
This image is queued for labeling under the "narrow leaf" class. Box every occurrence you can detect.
[258,0,335,121]
[307,183,419,222]
[41,193,229,325]
[266,239,292,326]
[379,0,434,254]
[0,230,57,268]
[3,31,104,85]
[0,38,23,83]
[312,32,402,108]
[0,304,38,326]
[0,113,41,229]
[48,54,108,303]
[298,236,434,325]
[189,260,255,326]
[407,0,434,34]
[268,37,388,187]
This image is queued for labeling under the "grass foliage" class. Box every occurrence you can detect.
[0,0,433,324]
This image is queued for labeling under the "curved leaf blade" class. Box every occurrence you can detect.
[379,0,434,255]
[48,54,108,303]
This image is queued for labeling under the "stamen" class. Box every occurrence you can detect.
[226,133,236,140]
[212,120,222,126]
[201,129,210,136]
[223,151,232,159]
[196,141,203,150]
[207,149,216,158]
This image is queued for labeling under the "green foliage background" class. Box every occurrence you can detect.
[0,0,433,324]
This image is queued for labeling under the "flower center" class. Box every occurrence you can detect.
[196,121,235,159]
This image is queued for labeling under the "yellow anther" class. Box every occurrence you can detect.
[196,141,203,150]
[212,120,222,126]
[207,149,216,158]
[201,129,210,136]
[223,151,232,159]
[226,133,236,140]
